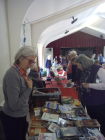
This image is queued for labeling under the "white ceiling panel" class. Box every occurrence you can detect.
[24,0,105,47]
[24,0,94,23]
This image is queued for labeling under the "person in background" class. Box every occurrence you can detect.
[52,56,58,67]
[58,55,62,64]
[61,56,68,71]
[0,47,36,140]
[29,64,45,88]
[53,56,58,62]
[67,50,77,80]
[91,49,97,62]
[98,53,104,65]
[75,54,105,136]
[45,55,52,78]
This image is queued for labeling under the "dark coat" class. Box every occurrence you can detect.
[79,64,105,106]
[46,59,52,68]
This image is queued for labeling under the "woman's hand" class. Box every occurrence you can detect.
[82,83,89,88]
[24,76,33,89]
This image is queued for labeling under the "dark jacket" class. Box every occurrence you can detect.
[46,59,52,68]
[29,69,39,80]
[80,64,105,106]
[29,70,45,88]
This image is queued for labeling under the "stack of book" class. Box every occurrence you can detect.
[29,99,104,140]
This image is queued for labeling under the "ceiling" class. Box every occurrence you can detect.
[24,0,105,46]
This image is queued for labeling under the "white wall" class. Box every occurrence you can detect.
[0,0,33,104]
[7,0,33,63]
[0,0,10,103]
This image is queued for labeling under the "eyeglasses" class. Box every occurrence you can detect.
[25,58,35,64]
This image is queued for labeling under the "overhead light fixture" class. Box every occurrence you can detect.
[100,34,104,39]
[71,16,78,24]
[65,30,69,34]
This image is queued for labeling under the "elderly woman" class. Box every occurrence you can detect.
[0,47,36,140]
[67,50,81,82]
[67,50,77,80]
[75,54,105,136]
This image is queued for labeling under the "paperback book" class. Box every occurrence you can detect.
[79,127,105,139]
[38,133,57,140]
[45,101,59,110]
[60,127,81,137]
[41,112,59,123]
[75,119,100,128]
[48,122,60,132]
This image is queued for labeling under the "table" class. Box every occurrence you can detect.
[45,79,78,99]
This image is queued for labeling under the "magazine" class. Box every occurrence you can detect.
[48,122,60,132]
[60,127,81,137]
[31,120,43,128]
[29,127,47,136]
[59,104,72,113]
[75,119,100,128]
[41,112,59,123]
[38,133,57,140]
[63,137,80,140]
[79,127,105,139]
[45,101,59,110]
[73,107,87,117]
[79,137,99,140]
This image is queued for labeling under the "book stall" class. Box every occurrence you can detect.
[28,87,105,140]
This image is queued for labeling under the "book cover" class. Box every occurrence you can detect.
[29,127,47,136]
[48,122,60,132]
[79,127,105,138]
[38,133,57,140]
[61,127,81,137]
[45,101,59,110]
[79,137,99,140]
[75,119,100,128]
[41,112,59,123]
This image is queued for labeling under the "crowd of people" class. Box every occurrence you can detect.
[75,54,105,136]
[0,46,105,140]
[45,50,105,136]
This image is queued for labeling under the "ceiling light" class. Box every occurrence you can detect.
[100,34,104,39]
[71,16,78,24]
[65,30,69,34]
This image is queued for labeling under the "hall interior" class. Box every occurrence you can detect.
[1,1,105,140]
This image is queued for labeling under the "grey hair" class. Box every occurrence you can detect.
[69,50,77,56]
[68,50,77,60]
[14,46,35,64]
[75,54,93,70]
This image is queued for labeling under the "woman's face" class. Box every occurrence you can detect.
[19,56,36,70]
[76,62,83,70]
